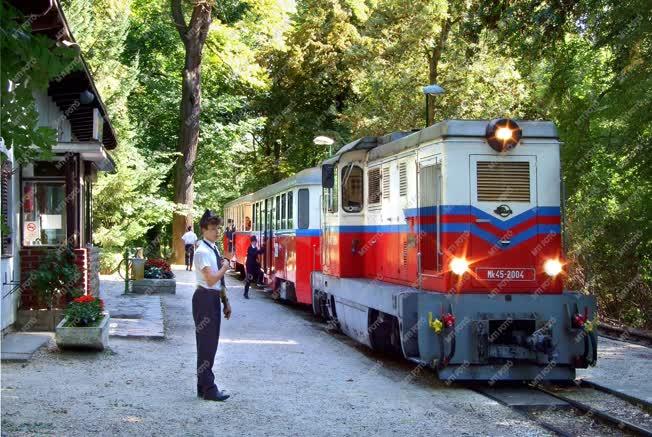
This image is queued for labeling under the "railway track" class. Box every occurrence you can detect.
[472,380,652,437]
[598,323,652,348]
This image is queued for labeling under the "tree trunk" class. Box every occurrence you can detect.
[170,0,213,264]
[426,18,452,126]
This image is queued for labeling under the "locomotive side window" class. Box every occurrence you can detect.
[298,189,309,229]
[477,161,530,202]
[341,164,363,213]
[287,191,294,229]
[281,193,287,229]
[368,167,381,205]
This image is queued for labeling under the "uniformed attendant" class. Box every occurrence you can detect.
[243,235,264,299]
[193,210,232,401]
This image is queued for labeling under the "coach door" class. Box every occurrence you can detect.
[416,158,442,285]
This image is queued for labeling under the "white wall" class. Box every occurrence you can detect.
[1,147,21,332]
[1,91,71,332]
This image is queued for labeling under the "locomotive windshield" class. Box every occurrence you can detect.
[341,164,363,213]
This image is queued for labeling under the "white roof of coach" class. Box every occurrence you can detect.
[251,167,321,201]
[224,193,254,208]
[367,119,558,162]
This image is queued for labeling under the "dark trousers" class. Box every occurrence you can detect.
[244,264,262,296]
[192,287,221,396]
[185,244,195,268]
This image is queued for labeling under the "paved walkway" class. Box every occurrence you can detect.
[101,275,164,339]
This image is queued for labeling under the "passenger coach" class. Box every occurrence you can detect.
[224,168,322,304]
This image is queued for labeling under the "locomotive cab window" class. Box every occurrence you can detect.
[341,164,363,213]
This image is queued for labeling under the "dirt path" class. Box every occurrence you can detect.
[1,267,547,436]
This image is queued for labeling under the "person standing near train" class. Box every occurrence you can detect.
[243,235,264,299]
[181,225,198,271]
[192,210,232,401]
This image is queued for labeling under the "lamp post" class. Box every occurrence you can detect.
[313,135,335,156]
[423,84,445,127]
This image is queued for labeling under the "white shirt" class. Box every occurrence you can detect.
[181,231,198,245]
[194,239,222,290]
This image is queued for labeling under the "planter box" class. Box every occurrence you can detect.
[130,278,176,295]
[16,309,66,331]
[55,312,110,351]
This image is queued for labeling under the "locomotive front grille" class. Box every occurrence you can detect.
[477,161,530,202]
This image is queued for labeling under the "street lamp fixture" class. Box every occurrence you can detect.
[313,136,335,156]
[423,84,445,127]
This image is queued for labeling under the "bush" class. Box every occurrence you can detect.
[30,246,82,309]
[99,249,123,275]
[64,295,105,327]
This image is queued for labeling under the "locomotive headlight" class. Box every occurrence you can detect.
[485,118,523,152]
[449,257,469,275]
[495,126,513,141]
[544,259,563,277]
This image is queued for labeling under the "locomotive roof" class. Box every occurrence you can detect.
[367,119,558,162]
[322,120,558,164]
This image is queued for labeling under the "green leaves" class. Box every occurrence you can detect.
[0,3,80,163]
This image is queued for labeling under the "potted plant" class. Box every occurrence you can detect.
[55,295,110,350]
[18,245,81,330]
[131,258,176,294]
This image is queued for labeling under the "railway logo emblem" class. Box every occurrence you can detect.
[494,204,513,217]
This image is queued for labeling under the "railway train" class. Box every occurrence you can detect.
[224,118,598,381]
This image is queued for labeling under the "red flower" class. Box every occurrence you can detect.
[74,295,96,303]
[145,258,171,272]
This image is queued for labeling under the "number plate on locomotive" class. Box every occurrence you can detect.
[475,268,535,281]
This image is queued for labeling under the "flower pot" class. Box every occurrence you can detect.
[55,312,110,351]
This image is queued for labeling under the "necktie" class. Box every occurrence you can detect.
[202,240,226,288]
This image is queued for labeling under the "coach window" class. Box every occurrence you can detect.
[287,191,294,229]
[298,189,309,229]
[275,195,281,229]
[281,193,287,229]
[341,164,363,213]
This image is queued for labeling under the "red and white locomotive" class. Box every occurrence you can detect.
[225,119,597,381]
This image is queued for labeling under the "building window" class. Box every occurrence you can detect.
[368,167,381,205]
[22,181,67,246]
[341,165,363,213]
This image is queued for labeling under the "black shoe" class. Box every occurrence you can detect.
[204,390,230,402]
[197,386,203,398]
[244,294,249,299]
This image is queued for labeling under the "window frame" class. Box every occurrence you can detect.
[341,164,364,213]
[20,179,68,247]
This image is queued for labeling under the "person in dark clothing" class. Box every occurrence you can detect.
[192,210,231,402]
[243,235,264,299]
